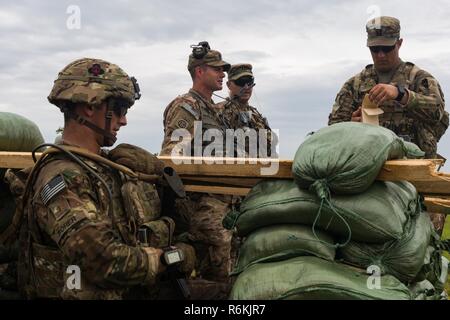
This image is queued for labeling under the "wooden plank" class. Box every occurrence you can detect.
[2,152,450,214]
[1,152,443,178]
[158,156,293,178]
[423,197,450,215]
[185,185,250,196]
[1,152,450,195]
[182,176,264,188]
[377,159,439,181]
[0,152,38,169]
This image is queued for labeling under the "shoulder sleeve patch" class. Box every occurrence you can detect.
[40,174,67,206]
[176,119,189,129]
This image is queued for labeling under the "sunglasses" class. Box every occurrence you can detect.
[369,45,396,54]
[234,76,255,87]
[113,105,128,117]
[110,99,129,117]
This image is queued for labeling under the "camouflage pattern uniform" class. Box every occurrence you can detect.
[0,169,21,300]
[329,17,448,159]
[215,64,274,157]
[329,17,449,233]
[161,49,235,283]
[161,88,226,157]
[22,149,164,299]
[19,58,168,299]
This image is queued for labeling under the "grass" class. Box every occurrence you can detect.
[442,216,450,298]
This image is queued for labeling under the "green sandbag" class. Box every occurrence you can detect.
[0,112,44,151]
[292,122,424,196]
[339,212,433,283]
[409,280,447,300]
[416,246,450,292]
[225,179,419,243]
[233,224,335,275]
[230,256,412,300]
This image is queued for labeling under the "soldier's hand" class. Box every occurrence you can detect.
[351,107,362,122]
[108,143,164,175]
[155,248,167,274]
[369,84,398,105]
[141,247,167,285]
[174,242,196,276]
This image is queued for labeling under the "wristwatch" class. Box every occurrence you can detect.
[160,246,185,266]
[395,84,406,102]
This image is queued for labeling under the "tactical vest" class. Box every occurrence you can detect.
[220,100,270,130]
[18,148,173,299]
[352,62,448,154]
[176,91,227,157]
[217,99,273,157]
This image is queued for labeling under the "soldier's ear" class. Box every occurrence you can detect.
[78,103,96,118]
[397,38,403,49]
[194,65,205,79]
[226,81,231,89]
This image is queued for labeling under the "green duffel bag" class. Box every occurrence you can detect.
[292,122,424,197]
[233,224,335,275]
[224,179,420,244]
[339,212,433,283]
[0,112,44,151]
[230,256,412,300]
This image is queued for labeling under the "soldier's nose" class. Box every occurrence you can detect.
[120,115,127,126]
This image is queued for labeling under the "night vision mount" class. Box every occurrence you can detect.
[190,41,211,59]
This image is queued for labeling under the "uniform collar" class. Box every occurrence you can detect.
[189,89,215,106]
[229,96,249,108]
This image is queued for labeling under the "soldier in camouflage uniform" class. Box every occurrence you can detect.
[329,16,449,232]
[160,42,235,289]
[18,58,195,299]
[329,16,448,159]
[215,64,274,157]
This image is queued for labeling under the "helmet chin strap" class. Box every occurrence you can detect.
[103,99,116,147]
[64,101,117,147]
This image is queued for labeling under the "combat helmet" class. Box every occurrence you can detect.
[48,58,141,146]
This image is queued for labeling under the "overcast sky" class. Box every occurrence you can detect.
[1,0,449,161]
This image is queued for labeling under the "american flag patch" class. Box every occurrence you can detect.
[40,175,67,205]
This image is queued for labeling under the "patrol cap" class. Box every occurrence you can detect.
[228,64,253,81]
[366,16,400,46]
[188,49,231,72]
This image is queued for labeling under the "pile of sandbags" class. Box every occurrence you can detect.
[231,256,412,300]
[292,122,424,195]
[0,112,43,300]
[1,112,44,238]
[226,123,449,300]
[226,179,420,244]
[0,112,44,152]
